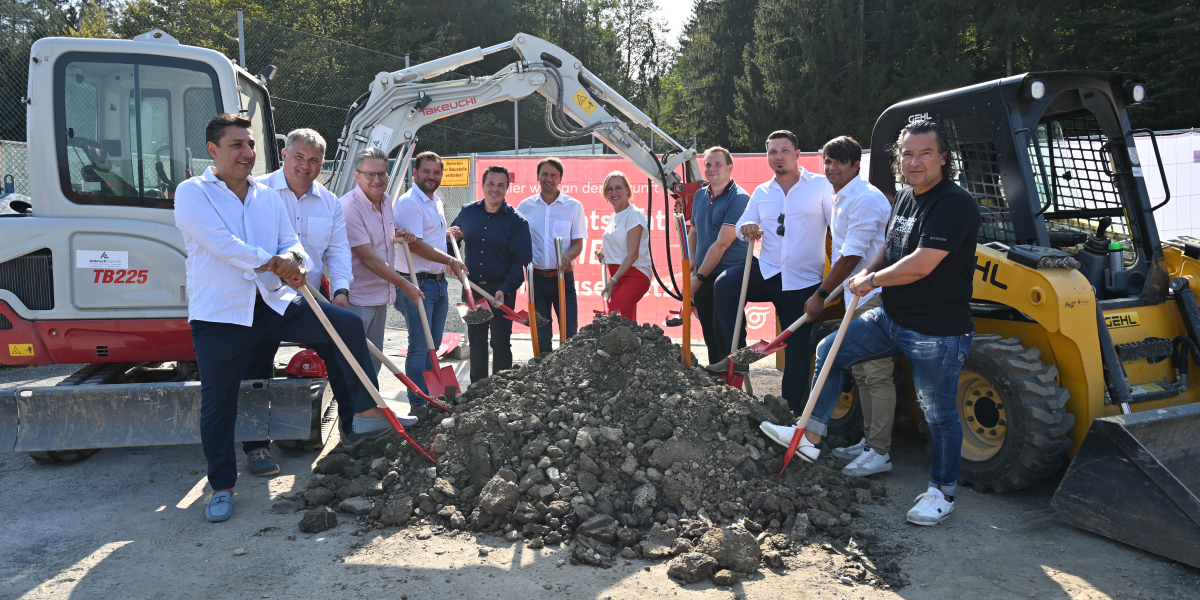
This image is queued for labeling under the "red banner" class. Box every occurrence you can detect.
[475,153,827,341]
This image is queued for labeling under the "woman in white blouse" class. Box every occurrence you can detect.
[594,171,652,320]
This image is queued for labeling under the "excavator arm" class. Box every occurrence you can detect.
[326,33,701,212]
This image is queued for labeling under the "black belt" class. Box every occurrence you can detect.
[471,279,500,286]
[398,272,445,281]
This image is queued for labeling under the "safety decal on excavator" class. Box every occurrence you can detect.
[8,344,34,357]
[1105,311,1140,329]
[93,269,148,284]
[76,250,127,269]
[572,90,597,115]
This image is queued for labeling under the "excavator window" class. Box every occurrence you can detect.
[237,75,275,177]
[55,53,222,209]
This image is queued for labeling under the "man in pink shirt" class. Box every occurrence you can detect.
[340,147,423,375]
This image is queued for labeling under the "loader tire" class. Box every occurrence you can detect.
[956,334,1074,493]
[28,449,98,464]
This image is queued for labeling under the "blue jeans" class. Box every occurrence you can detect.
[191,296,379,491]
[807,306,973,496]
[395,277,448,405]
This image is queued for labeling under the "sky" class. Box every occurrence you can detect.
[656,0,696,42]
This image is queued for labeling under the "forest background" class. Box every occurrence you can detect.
[1,0,1197,156]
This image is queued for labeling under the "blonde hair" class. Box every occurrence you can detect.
[602,170,631,198]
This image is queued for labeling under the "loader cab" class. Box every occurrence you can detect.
[867,71,1163,303]
[46,33,279,214]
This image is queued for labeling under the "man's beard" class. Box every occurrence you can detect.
[419,180,439,195]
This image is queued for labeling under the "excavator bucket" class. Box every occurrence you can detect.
[1051,403,1200,568]
[0,378,333,453]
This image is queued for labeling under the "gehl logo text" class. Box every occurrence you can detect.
[974,257,1008,290]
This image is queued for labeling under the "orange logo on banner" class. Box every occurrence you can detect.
[441,157,471,187]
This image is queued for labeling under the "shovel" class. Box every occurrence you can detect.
[732,284,847,366]
[296,283,436,463]
[776,294,861,479]
[399,239,459,399]
[554,237,569,347]
[524,264,542,358]
[594,256,611,317]
[448,237,493,325]
[676,213,692,366]
[464,278,531,326]
[717,242,756,389]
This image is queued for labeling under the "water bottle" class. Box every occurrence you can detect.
[1108,241,1124,288]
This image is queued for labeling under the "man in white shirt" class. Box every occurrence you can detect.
[803,136,896,477]
[242,129,359,465]
[516,158,588,354]
[712,130,832,414]
[176,114,413,524]
[392,151,467,407]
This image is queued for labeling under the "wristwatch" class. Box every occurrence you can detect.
[696,272,707,283]
[867,273,878,289]
[817,287,830,299]
[333,288,349,298]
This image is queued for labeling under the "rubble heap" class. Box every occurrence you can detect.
[298,314,896,586]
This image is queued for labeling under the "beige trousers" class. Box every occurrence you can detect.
[851,294,897,454]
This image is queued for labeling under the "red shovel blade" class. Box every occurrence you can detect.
[774,426,808,480]
[422,350,458,398]
[388,371,452,414]
[499,306,529,325]
[723,360,746,390]
[748,328,793,357]
[381,407,437,464]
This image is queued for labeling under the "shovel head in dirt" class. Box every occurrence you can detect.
[458,296,493,325]
[422,349,458,399]
[1050,402,1200,568]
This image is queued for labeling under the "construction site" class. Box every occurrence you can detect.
[1,1,1199,599]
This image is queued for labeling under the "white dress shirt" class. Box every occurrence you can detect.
[736,167,833,291]
[261,170,353,293]
[517,192,588,269]
[174,167,311,326]
[831,175,891,305]
[393,186,447,274]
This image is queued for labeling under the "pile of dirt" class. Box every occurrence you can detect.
[297,314,899,587]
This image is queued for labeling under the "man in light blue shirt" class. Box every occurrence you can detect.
[687,147,750,364]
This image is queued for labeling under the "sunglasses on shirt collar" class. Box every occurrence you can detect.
[776,213,785,236]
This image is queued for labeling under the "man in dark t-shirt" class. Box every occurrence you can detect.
[758,120,980,528]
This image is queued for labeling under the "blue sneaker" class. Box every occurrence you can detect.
[246,448,280,477]
[206,491,233,522]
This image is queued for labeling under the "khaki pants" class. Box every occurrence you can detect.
[851,294,897,454]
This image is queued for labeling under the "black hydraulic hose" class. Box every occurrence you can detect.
[645,149,682,301]
[328,90,372,185]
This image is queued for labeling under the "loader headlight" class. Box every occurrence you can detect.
[1030,80,1046,100]
[1132,84,1145,103]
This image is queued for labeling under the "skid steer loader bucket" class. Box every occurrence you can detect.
[1051,403,1200,568]
[0,378,333,453]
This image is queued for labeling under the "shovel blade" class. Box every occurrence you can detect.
[502,309,528,325]
[456,303,470,318]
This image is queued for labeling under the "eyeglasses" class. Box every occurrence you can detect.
[776,213,785,236]
[356,170,389,181]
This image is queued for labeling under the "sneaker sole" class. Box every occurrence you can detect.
[249,465,281,477]
[841,462,893,477]
[347,428,397,447]
[833,448,866,461]
[906,509,952,526]
[758,423,819,463]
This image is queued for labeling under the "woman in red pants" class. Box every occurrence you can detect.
[594,171,652,320]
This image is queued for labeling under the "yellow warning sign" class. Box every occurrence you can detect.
[572,90,597,115]
[441,157,471,187]
[1104,311,1140,329]
[8,343,34,357]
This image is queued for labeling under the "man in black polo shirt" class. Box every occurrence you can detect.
[449,165,533,382]
[759,120,980,527]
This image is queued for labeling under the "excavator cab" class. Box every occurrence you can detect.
[0,31,331,462]
[867,71,1199,567]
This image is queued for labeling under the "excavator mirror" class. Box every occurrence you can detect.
[260,64,278,82]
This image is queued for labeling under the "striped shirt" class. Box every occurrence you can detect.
[174,167,311,326]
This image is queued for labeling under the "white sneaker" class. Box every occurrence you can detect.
[833,438,868,461]
[841,448,892,476]
[758,422,821,463]
[906,487,954,526]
